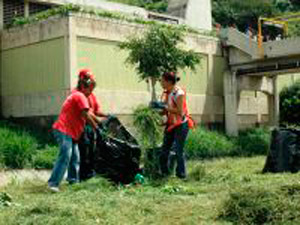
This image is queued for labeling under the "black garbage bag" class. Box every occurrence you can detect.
[263,128,300,173]
[79,117,141,184]
[78,125,96,181]
[94,131,141,184]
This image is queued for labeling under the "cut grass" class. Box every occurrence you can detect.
[1,157,300,225]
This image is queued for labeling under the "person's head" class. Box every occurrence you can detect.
[160,71,180,90]
[77,69,96,96]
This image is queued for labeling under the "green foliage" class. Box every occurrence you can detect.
[0,192,12,207]
[219,185,300,224]
[0,120,58,169]
[234,127,270,156]
[7,4,81,28]
[185,127,235,159]
[0,125,37,169]
[6,3,207,37]
[185,127,270,159]
[32,146,58,169]
[133,105,163,148]
[109,0,168,12]
[280,80,300,126]
[120,24,201,81]
[212,0,276,31]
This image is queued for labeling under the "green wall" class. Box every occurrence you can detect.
[77,38,221,95]
[77,37,147,92]
[1,38,65,96]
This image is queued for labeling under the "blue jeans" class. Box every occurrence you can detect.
[160,122,189,178]
[48,130,80,187]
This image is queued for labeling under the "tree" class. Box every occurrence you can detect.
[279,80,300,126]
[119,24,201,102]
[212,0,277,32]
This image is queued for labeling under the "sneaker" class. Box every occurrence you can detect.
[48,186,60,193]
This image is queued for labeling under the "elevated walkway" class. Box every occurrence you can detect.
[224,28,300,76]
[222,28,300,136]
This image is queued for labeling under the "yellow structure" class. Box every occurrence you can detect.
[258,12,300,58]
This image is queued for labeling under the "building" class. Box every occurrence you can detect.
[1,0,296,134]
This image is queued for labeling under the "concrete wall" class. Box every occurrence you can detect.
[185,0,212,31]
[167,0,212,31]
[1,17,70,117]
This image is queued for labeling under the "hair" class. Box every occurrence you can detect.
[77,69,96,90]
[162,72,180,85]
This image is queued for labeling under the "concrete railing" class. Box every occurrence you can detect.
[263,37,300,59]
[225,28,258,58]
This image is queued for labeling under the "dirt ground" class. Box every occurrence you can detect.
[0,170,50,188]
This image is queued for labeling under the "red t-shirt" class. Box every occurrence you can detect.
[88,93,101,114]
[53,90,89,140]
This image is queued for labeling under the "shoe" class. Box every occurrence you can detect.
[48,185,60,193]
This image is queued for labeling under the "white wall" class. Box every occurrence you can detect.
[186,0,212,31]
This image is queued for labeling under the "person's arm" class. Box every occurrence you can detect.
[82,109,98,129]
[92,95,109,118]
[94,111,109,118]
[165,95,184,116]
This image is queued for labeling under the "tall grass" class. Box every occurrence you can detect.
[185,127,235,159]
[185,127,270,159]
[0,126,37,169]
[0,120,57,169]
[219,184,300,224]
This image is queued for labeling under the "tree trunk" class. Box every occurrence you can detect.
[150,77,158,102]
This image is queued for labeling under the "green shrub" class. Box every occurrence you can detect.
[133,105,163,149]
[0,128,37,169]
[32,146,58,169]
[219,185,300,225]
[235,128,270,156]
[280,80,300,126]
[185,127,235,159]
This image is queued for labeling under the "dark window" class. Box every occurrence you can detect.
[4,0,24,26]
[29,2,53,15]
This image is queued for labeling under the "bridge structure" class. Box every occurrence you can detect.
[222,28,300,136]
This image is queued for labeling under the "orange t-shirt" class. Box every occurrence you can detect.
[53,90,89,140]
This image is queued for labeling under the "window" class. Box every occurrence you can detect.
[4,0,24,26]
[29,2,53,15]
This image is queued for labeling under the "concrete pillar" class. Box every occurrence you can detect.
[224,70,239,136]
[185,0,212,31]
[0,0,3,30]
[268,75,279,127]
[24,0,30,17]
[64,16,77,90]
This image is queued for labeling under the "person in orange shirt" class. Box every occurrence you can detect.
[159,72,193,179]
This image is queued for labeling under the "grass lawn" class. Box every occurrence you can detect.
[1,156,300,225]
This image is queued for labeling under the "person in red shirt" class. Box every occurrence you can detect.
[77,70,110,181]
[48,69,99,192]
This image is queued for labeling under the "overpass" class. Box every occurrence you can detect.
[222,28,300,135]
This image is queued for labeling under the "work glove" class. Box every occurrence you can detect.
[149,101,167,110]
[107,114,117,121]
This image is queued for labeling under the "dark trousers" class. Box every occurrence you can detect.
[160,122,189,178]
